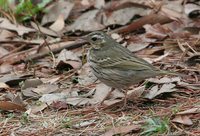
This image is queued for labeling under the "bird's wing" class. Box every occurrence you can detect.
[98,56,156,71]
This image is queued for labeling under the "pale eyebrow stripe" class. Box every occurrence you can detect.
[92,34,104,39]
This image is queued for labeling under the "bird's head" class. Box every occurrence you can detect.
[83,31,111,49]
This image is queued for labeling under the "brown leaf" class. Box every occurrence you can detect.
[103,7,147,26]
[51,101,68,110]
[127,35,155,52]
[67,9,104,32]
[21,79,43,90]
[144,83,176,99]
[56,49,82,69]
[31,22,58,37]
[0,18,35,36]
[0,82,9,89]
[0,63,13,74]
[78,63,97,86]
[49,14,65,32]
[31,102,47,114]
[147,77,181,84]
[144,24,170,40]
[0,101,26,112]
[177,107,200,115]
[0,29,16,40]
[91,83,111,103]
[0,46,9,58]
[42,1,74,25]
[172,115,193,125]
[102,124,141,136]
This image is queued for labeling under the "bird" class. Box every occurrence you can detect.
[83,31,178,107]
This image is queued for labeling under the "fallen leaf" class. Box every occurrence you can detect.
[66,97,91,106]
[0,82,9,88]
[56,49,82,69]
[178,82,200,90]
[145,83,177,99]
[22,84,59,97]
[32,84,59,95]
[102,124,141,136]
[103,7,147,26]
[177,107,200,115]
[67,9,104,32]
[31,22,58,37]
[42,1,74,25]
[172,115,193,125]
[21,79,43,90]
[0,29,16,40]
[0,18,35,36]
[127,35,155,52]
[49,14,65,32]
[73,120,96,128]
[30,102,47,114]
[39,93,66,105]
[0,101,26,111]
[0,73,31,86]
[128,86,145,100]
[78,63,97,86]
[94,0,105,9]
[0,63,13,74]
[91,83,111,103]
[0,46,9,57]
[144,24,170,40]
[147,77,181,84]
[51,101,68,110]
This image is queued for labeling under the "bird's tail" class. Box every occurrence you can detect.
[159,70,185,77]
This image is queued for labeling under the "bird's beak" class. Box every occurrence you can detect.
[80,35,88,41]
[77,35,88,43]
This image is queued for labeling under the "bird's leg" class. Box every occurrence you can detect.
[100,88,115,105]
[122,89,128,109]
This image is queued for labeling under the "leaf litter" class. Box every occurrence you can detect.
[0,0,200,135]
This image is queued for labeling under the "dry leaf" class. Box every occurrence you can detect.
[0,82,9,88]
[0,63,13,74]
[103,7,147,26]
[127,35,155,52]
[102,124,141,136]
[78,63,97,86]
[42,1,74,25]
[21,79,43,90]
[94,0,105,9]
[144,24,170,40]
[0,101,26,111]
[30,102,47,114]
[0,18,35,36]
[0,29,16,40]
[128,86,145,100]
[0,73,30,86]
[67,9,104,32]
[49,14,65,32]
[31,22,58,37]
[74,120,96,128]
[145,83,176,99]
[177,107,200,115]
[91,83,111,103]
[0,46,9,57]
[39,93,66,105]
[56,49,82,69]
[172,115,193,125]
[147,77,181,84]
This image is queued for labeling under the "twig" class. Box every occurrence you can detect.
[110,12,173,34]
[24,41,87,63]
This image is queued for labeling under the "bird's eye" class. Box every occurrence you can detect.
[91,36,98,41]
